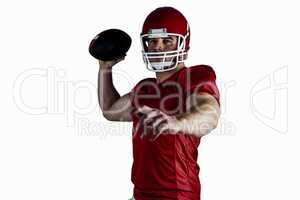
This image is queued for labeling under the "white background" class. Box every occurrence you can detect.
[0,0,299,199]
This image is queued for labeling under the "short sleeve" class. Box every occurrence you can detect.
[183,65,220,105]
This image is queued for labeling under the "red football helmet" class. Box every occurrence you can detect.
[141,7,190,72]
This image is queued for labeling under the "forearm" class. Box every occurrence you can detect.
[98,68,120,113]
[176,95,220,137]
[176,107,219,137]
[136,93,220,140]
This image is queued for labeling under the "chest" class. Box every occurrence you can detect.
[132,81,187,116]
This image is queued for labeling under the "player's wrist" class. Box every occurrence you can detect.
[171,115,187,134]
[98,60,113,69]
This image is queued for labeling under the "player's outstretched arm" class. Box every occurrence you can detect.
[137,92,220,140]
[177,92,220,137]
[98,59,133,122]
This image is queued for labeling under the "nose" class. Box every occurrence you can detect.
[152,39,164,52]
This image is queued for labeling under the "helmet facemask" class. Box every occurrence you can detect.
[141,28,189,72]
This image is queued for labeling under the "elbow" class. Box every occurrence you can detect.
[103,114,121,121]
[199,119,219,137]
[103,113,113,121]
[212,119,219,130]
[100,107,118,121]
[206,118,220,136]
[102,111,126,122]
[102,111,116,121]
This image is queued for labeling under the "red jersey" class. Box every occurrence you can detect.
[130,65,220,200]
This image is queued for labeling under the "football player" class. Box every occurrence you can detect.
[98,7,221,200]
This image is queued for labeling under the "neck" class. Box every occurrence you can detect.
[155,63,185,83]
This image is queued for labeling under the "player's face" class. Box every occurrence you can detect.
[147,36,178,52]
[146,36,178,64]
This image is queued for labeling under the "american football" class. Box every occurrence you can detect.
[89,29,131,61]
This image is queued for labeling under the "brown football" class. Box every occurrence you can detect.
[89,29,131,61]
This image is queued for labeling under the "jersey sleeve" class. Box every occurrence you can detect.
[182,65,220,105]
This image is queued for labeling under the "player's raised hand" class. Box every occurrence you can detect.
[98,57,124,69]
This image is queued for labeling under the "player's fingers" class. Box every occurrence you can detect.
[152,117,167,130]
[150,123,168,141]
[140,131,145,139]
[144,110,162,125]
[140,125,152,139]
[157,123,169,135]
[116,56,125,62]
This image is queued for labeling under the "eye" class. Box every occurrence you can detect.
[148,38,158,46]
[163,38,173,46]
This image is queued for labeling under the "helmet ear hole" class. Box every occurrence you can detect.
[177,37,182,47]
[178,37,185,49]
[142,38,149,51]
